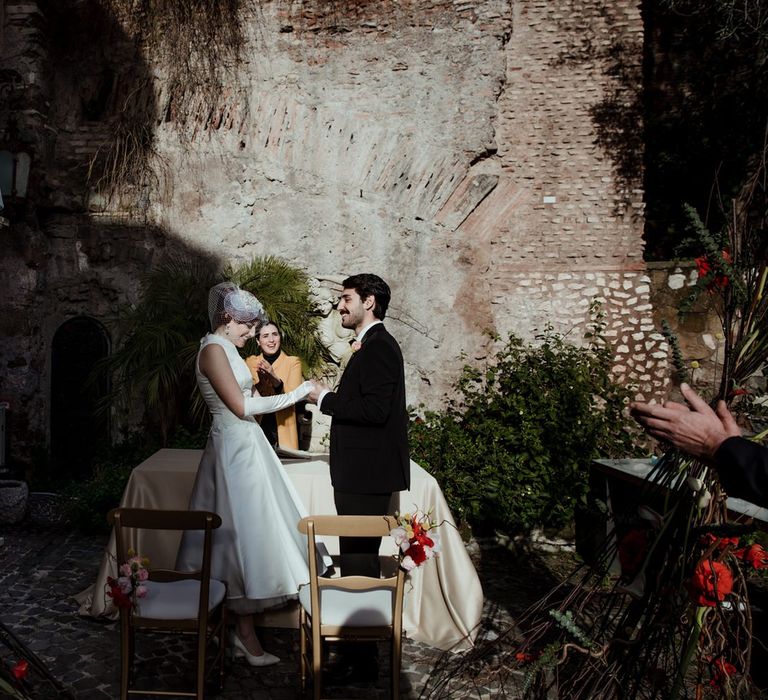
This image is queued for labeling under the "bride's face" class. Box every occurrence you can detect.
[229,320,258,347]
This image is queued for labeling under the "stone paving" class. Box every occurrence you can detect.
[0,522,572,699]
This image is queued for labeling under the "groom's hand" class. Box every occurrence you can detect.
[307,380,331,404]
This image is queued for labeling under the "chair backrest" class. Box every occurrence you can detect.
[297,514,397,538]
[108,508,222,622]
[297,515,405,627]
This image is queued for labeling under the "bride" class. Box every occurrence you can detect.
[177,282,319,666]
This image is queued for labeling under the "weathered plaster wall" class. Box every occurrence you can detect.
[1,0,672,470]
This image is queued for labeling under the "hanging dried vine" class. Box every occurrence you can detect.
[86,0,250,208]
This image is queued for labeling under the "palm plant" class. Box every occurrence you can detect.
[95,254,328,443]
[94,254,218,441]
[229,256,329,376]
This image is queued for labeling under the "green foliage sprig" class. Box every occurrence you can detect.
[409,304,640,534]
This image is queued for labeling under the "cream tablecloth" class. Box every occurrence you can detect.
[75,449,483,652]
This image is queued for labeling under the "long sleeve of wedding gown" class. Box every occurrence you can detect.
[243,380,312,416]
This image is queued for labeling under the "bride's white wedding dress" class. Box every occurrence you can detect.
[177,333,317,613]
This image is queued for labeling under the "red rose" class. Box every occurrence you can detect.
[695,255,712,277]
[408,543,427,565]
[618,529,648,579]
[709,658,737,688]
[687,560,734,606]
[107,576,134,610]
[699,533,739,550]
[414,531,434,547]
[695,251,731,290]
[11,659,28,680]
[735,543,768,570]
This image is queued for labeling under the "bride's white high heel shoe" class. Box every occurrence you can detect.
[232,634,280,667]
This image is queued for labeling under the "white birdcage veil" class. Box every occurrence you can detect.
[208,282,266,330]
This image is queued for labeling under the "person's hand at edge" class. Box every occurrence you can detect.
[629,382,741,463]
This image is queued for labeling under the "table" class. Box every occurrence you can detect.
[577,458,768,568]
[593,458,768,523]
[74,449,483,652]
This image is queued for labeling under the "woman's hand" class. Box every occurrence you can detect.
[256,358,280,386]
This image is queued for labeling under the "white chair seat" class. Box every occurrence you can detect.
[137,579,227,620]
[299,583,394,627]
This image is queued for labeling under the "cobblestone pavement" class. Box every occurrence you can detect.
[0,523,572,699]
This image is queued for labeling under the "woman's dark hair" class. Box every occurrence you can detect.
[259,320,282,337]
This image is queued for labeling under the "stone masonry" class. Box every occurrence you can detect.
[0,0,671,469]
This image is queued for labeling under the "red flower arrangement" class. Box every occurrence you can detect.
[391,509,441,572]
[687,560,734,607]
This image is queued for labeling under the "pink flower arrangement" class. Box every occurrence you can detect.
[350,340,362,353]
[391,509,441,572]
[107,549,150,610]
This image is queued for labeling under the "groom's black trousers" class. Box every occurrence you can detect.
[333,491,392,578]
[332,491,392,666]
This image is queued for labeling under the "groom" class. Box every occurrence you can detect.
[309,273,410,680]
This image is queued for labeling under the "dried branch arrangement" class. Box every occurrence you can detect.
[422,145,768,698]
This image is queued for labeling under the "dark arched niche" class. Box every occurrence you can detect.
[50,316,110,480]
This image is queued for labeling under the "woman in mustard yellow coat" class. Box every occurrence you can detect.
[245,322,303,449]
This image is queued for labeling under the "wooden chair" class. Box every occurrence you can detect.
[108,508,227,700]
[297,515,405,700]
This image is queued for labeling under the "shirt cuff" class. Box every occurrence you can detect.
[318,389,331,409]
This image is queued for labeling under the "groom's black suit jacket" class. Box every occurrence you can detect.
[320,322,410,494]
[715,436,768,507]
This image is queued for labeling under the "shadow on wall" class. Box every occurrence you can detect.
[39,0,159,211]
[547,9,644,219]
[0,0,232,478]
[50,316,110,481]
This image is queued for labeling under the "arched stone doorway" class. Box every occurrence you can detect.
[50,316,110,480]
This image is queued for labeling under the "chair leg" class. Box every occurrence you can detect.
[391,634,401,700]
[312,625,322,700]
[219,607,228,690]
[119,617,131,700]
[196,622,207,700]
[299,609,307,691]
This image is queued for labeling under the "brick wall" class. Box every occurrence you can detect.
[1,0,680,469]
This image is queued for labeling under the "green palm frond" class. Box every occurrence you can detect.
[93,254,330,442]
[228,256,330,375]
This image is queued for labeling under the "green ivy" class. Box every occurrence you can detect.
[410,306,641,535]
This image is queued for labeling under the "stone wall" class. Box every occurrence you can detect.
[1,0,675,472]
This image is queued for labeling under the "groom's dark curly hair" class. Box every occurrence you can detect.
[342,273,391,320]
